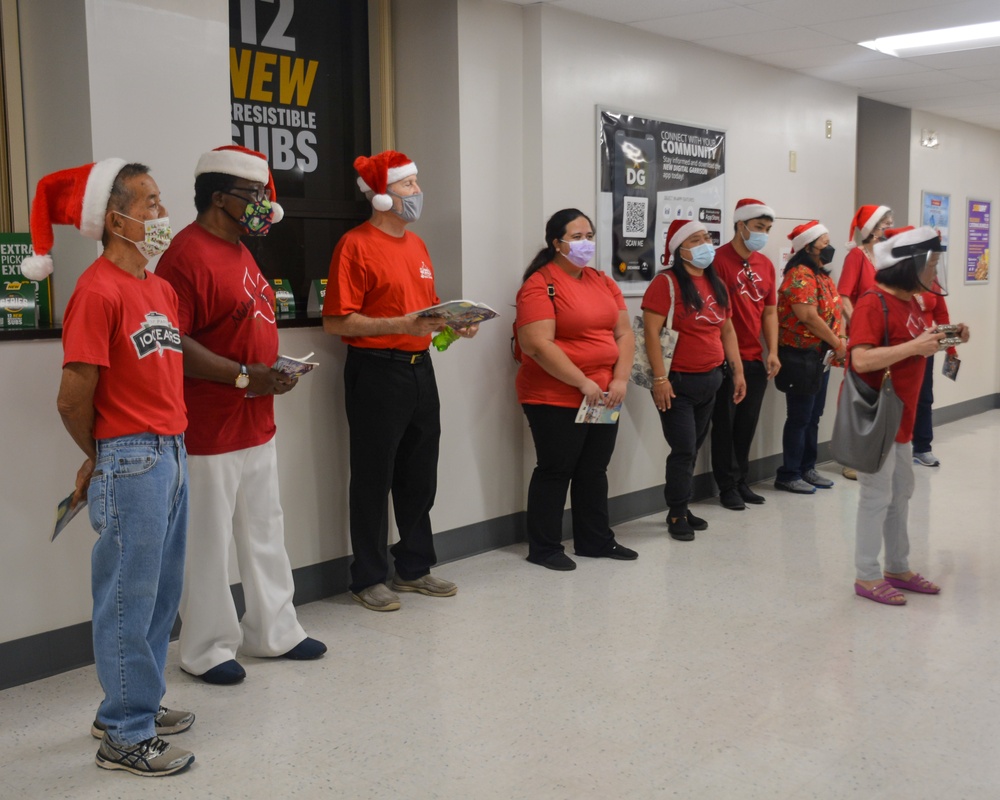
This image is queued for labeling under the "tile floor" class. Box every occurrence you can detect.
[3,411,1000,799]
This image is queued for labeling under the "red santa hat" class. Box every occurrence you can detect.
[788,220,828,253]
[847,204,890,247]
[195,144,284,223]
[20,157,127,281]
[666,218,707,260]
[733,198,775,224]
[354,150,418,212]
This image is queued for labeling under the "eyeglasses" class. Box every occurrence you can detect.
[742,260,755,282]
[226,186,271,204]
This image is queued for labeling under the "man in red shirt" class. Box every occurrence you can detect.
[710,199,780,510]
[157,146,325,686]
[323,151,477,611]
[33,160,195,775]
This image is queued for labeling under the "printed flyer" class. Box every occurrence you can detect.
[598,109,726,296]
[965,199,990,284]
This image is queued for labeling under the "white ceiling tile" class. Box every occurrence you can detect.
[905,49,1000,70]
[863,82,996,105]
[637,6,787,40]
[801,58,929,82]
[696,26,844,57]
[745,0,937,28]
[754,43,887,70]
[550,0,731,23]
[849,70,965,92]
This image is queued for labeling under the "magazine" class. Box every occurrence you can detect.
[52,490,86,542]
[412,299,499,328]
[942,352,960,381]
[246,352,318,398]
[575,393,623,424]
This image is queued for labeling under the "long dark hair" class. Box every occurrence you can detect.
[523,208,594,283]
[783,243,829,277]
[669,246,729,312]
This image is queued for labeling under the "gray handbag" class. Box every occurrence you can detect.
[830,293,904,474]
[630,273,677,389]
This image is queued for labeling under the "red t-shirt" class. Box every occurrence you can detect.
[62,257,186,440]
[641,270,729,373]
[712,242,775,362]
[322,221,440,351]
[837,247,876,307]
[515,265,626,408]
[848,290,926,443]
[156,222,278,456]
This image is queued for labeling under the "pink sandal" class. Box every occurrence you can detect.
[883,573,940,594]
[855,580,907,605]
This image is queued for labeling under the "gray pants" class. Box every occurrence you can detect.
[855,442,914,581]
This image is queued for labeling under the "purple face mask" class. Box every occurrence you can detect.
[560,238,595,267]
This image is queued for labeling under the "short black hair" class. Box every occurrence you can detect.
[194,172,239,213]
[875,258,921,292]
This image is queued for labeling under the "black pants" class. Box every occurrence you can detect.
[912,355,934,454]
[344,348,440,593]
[658,368,724,516]
[711,360,769,492]
[522,404,619,559]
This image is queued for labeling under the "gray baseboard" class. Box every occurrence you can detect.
[4,396,997,689]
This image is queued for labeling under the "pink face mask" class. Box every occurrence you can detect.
[560,239,595,267]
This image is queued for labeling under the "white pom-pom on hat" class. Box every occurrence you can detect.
[354,151,417,211]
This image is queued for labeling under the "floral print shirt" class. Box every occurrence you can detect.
[777,264,844,351]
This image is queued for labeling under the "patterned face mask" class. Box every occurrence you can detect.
[114,213,172,258]
[224,193,276,237]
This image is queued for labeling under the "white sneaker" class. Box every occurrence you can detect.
[913,451,940,467]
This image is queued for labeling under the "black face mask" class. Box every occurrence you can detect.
[816,245,835,265]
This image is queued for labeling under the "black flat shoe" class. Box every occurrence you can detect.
[667,516,695,541]
[686,512,708,531]
[527,552,577,571]
[738,483,765,504]
[575,542,638,560]
[719,487,745,510]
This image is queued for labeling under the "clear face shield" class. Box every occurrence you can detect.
[914,249,947,296]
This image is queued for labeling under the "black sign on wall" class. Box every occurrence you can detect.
[229,0,372,309]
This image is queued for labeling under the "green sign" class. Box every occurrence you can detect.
[0,233,53,327]
[269,277,295,316]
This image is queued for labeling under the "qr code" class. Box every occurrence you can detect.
[622,196,647,237]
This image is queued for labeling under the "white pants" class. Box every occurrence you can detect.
[854,442,914,582]
[178,439,305,675]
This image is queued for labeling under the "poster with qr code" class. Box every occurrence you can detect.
[598,109,726,296]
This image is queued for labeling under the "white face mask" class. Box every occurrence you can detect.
[114,213,172,259]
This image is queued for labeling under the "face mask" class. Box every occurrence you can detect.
[560,239,595,267]
[683,242,715,269]
[741,226,768,253]
[390,191,423,222]
[114,213,172,258]
[817,244,835,265]
[225,194,276,237]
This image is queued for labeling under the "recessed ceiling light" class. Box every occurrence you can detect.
[860,20,1000,58]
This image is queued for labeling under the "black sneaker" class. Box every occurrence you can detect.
[95,733,194,776]
[719,487,745,510]
[576,542,638,561]
[737,483,766,504]
[91,706,194,740]
[667,515,695,541]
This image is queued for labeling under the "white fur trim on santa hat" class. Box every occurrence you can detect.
[790,223,828,253]
[733,200,775,223]
[79,157,127,241]
[19,255,53,282]
[195,149,269,183]
[667,220,706,256]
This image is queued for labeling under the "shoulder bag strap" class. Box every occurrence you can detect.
[665,272,676,331]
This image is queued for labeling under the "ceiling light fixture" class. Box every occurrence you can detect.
[860,20,1000,58]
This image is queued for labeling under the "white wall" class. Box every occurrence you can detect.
[908,110,1000,401]
[4,0,1000,648]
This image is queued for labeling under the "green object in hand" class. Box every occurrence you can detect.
[432,326,460,351]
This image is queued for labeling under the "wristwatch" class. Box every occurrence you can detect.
[235,364,250,389]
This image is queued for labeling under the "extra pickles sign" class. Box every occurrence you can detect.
[229,0,361,200]
[598,109,726,296]
[0,234,53,328]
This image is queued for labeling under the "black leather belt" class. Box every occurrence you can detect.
[349,346,428,364]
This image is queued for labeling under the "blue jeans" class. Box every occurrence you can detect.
[89,434,188,746]
[777,370,830,482]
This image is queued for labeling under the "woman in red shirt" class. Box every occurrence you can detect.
[847,227,969,605]
[641,219,746,541]
[774,221,845,494]
[515,208,637,571]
